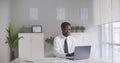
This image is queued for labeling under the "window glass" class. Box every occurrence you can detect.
[112,22,120,43]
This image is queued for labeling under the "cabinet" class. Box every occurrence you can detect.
[18,33,44,58]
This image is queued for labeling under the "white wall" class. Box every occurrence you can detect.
[70,27,100,58]
[0,0,10,63]
[93,0,120,25]
[11,0,93,38]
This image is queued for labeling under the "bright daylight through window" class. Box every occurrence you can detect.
[101,22,120,63]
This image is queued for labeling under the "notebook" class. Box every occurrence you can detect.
[67,46,91,60]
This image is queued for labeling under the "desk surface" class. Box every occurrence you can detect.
[11,57,111,63]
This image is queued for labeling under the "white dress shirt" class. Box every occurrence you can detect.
[53,34,77,58]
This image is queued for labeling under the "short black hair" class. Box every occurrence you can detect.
[61,22,71,29]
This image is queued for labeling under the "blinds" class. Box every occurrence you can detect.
[93,0,120,25]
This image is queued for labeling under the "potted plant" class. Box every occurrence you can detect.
[45,37,54,46]
[75,26,80,32]
[71,26,75,32]
[79,26,86,32]
[6,22,24,61]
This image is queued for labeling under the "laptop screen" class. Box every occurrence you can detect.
[73,46,91,60]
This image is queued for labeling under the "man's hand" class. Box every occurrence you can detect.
[66,52,74,57]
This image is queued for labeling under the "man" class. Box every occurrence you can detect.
[53,22,77,58]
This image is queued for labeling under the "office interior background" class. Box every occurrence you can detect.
[0,0,120,63]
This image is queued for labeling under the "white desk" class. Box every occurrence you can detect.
[11,58,111,63]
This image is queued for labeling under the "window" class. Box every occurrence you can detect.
[101,22,120,63]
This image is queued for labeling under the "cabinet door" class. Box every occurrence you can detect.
[31,33,44,58]
[19,34,31,58]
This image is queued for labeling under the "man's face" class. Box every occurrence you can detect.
[62,25,71,37]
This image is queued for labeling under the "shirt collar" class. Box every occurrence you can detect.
[61,34,71,39]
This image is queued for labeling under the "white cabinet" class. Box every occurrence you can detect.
[18,33,44,58]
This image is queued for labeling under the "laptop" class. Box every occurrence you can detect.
[67,46,91,60]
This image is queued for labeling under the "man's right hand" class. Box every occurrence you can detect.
[66,52,74,57]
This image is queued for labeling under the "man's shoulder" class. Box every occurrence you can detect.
[69,35,75,39]
[55,35,63,39]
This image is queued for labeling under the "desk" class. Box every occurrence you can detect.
[11,58,111,63]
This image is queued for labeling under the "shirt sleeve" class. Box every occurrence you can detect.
[53,37,66,58]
